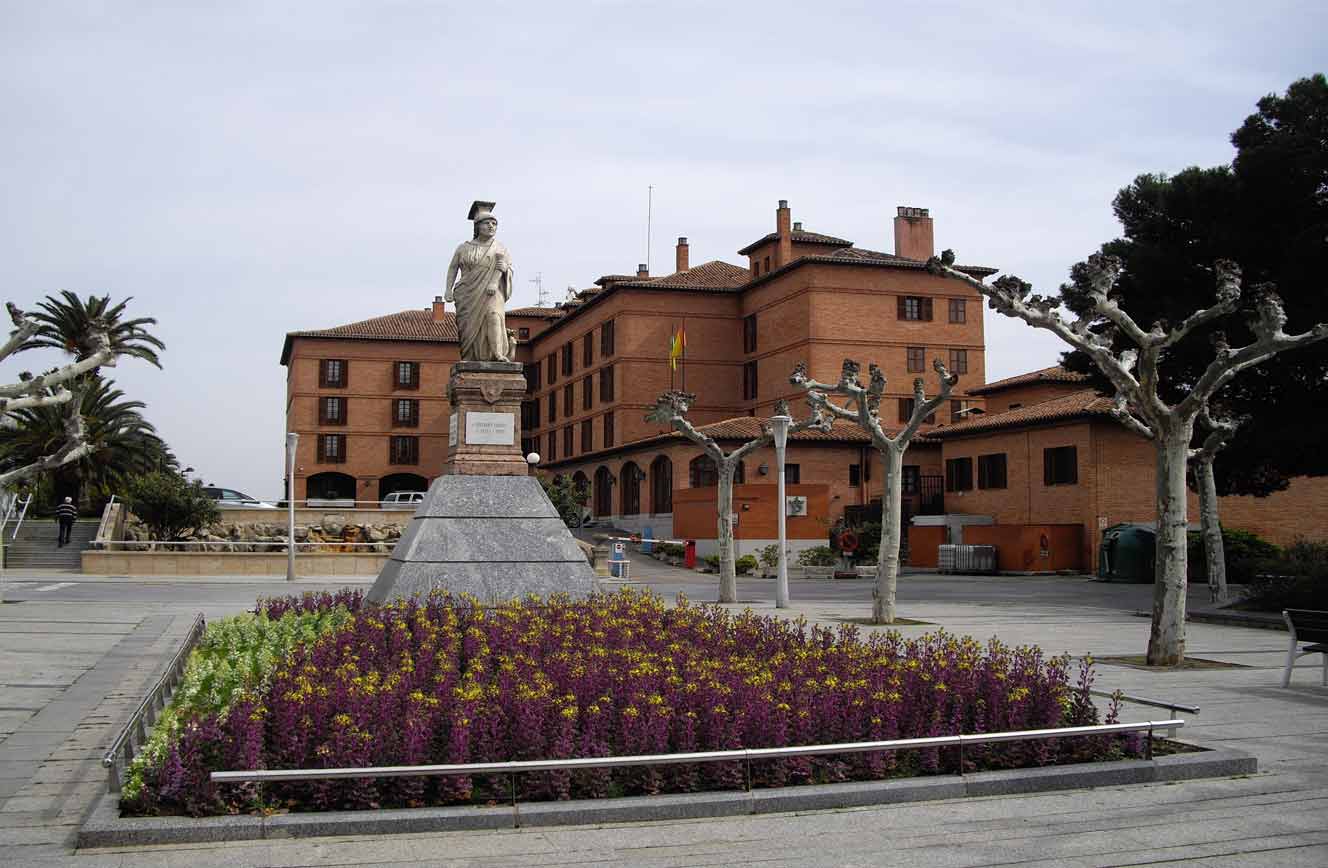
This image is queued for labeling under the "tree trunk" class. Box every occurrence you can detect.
[872,445,904,624]
[1147,431,1192,665]
[716,460,738,604]
[1196,456,1228,604]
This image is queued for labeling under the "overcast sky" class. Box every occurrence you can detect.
[3,1,1324,497]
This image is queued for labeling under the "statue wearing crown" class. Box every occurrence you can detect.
[445,200,516,362]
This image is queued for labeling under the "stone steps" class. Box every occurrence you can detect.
[4,519,99,570]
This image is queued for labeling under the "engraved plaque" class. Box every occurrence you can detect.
[449,413,458,447]
[465,411,515,445]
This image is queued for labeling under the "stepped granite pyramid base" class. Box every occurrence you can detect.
[367,475,599,605]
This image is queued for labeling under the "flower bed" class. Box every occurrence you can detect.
[122,589,1138,817]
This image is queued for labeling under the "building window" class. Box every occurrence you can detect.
[651,455,672,513]
[951,399,965,423]
[621,462,641,516]
[898,398,935,425]
[547,431,557,462]
[583,333,593,367]
[317,434,346,463]
[763,255,771,273]
[319,396,346,425]
[394,361,420,390]
[1044,446,1078,486]
[548,394,557,423]
[784,463,800,484]
[949,349,969,374]
[563,425,574,457]
[389,436,419,465]
[524,361,541,393]
[521,437,537,458]
[601,319,615,356]
[547,353,556,385]
[518,327,530,340]
[902,465,920,494]
[319,359,347,388]
[521,399,539,431]
[581,419,592,452]
[603,411,614,447]
[561,343,573,376]
[898,296,933,321]
[743,361,758,400]
[743,314,757,353]
[849,464,861,487]
[945,457,973,492]
[949,298,966,323]
[600,365,614,402]
[393,399,419,428]
[751,261,759,277]
[582,376,593,411]
[690,454,718,488]
[906,346,926,373]
[978,453,1008,489]
[563,384,573,417]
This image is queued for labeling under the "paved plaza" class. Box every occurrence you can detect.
[0,562,1325,867]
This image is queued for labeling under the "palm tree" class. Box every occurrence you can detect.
[0,375,174,506]
[22,291,165,368]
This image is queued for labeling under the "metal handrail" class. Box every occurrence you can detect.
[212,719,1182,785]
[1091,689,1199,717]
[10,493,33,541]
[101,613,207,792]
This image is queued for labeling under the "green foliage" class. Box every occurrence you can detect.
[1187,527,1281,584]
[757,543,783,570]
[120,606,354,802]
[655,542,684,559]
[126,472,220,540]
[797,545,838,567]
[538,473,587,528]
[702,554,720,571]
[22,290,166,369]
[1240,538,1328,611]
[1060,75,1328,495]
[735,554,757,575]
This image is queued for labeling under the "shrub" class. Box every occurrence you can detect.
[1187,527,1281,584]
[125,472,220,540]
[702,554,720,571]
[538,473,588,528]
[655,543,684,559]
[1238,538,1328,611]
[123,590,1134,817]
[735,555,757,575]
[797,545,837,567]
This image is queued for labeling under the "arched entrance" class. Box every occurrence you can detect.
[621,462,641,516]
[650,455,672,513]
[594,466,613,517]
[378,473,428,502]
[306,472,356,501]
[689,455,717,488]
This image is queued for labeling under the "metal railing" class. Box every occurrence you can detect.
[1091,689,1199,738]
[101,614,207,792]
[9,492,33,541]
[211,719,1183,793]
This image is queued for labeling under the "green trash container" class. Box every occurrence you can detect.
[1098,523,1156,582]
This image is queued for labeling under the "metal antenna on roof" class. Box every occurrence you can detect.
[646,185,653,274]
[530,272,548,308]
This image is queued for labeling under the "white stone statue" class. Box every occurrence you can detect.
[445,200,515,362]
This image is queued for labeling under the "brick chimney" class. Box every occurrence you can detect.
[774,199,793,268]
[637,263,649,279]
[432,295,446,322]
[675,237,689,272]
[893,206,934,261]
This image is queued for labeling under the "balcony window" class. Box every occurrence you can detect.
[906,346,925,373]
[389,436,419,465]
[319,396,346,425]
[394,361,420,390]
[898,296,933,321]
[1044,446,1078,486]
[392,399,419,428]
[317,434,346,463]
[945,457,973,492]
[319,359,348,388]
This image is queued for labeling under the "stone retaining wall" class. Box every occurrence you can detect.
[82,550,388,577]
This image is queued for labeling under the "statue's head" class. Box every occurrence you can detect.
[474,216,498,240]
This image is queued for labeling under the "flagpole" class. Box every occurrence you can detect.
[669,323,675,391]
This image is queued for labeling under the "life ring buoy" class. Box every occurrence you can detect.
[839,530,860,554]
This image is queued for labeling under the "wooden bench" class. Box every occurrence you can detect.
[1281,609,1328,687]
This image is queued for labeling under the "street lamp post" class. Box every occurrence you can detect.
[770,411,792,609]
[286,432,298,582]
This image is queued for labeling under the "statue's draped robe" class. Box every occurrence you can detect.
[446,239,513,362]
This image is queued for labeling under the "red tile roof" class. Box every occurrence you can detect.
[738,229,854,255]
[288,309,459,342]
[928,388,1116,438]
[691,416,937,444]
[615,260,752,291]
[966,365,1090,395]
[507,306,564,318]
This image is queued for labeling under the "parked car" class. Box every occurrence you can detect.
[203,486,277,509]
[380,491,425,509]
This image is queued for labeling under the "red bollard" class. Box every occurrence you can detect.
[684,539,697,569]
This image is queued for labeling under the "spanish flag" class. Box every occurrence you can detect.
[669,328,686,371]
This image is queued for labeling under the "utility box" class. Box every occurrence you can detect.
[938,544,998,575]
[1099,524,1156,583]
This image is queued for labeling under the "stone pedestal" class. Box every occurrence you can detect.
[444,361,528,476]
[368,361,598,605]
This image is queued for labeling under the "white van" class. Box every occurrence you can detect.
[381,491,425,509]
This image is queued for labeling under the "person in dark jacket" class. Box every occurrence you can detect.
[55,497,77,547]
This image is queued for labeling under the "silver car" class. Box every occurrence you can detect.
[203,487,277,509]
[380,491,425,509]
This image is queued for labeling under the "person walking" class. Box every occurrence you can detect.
[55,496,77,547]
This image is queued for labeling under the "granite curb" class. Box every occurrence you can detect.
[76,747,1257,849]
